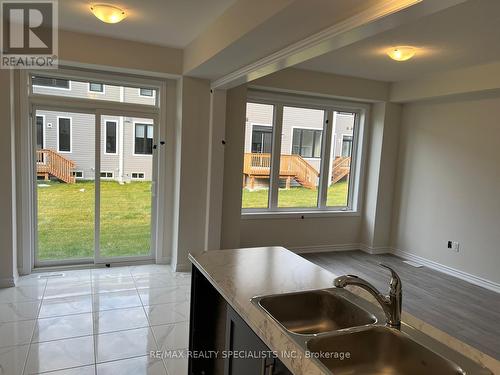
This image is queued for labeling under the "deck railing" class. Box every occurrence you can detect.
[36,149,76,184]
[243,153,319,189]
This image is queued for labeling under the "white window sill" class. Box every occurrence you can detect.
[241,210,360,220]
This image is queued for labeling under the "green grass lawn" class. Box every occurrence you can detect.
[242,180,349,209]
[37,180,151,260]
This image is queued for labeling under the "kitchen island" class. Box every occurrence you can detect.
[188,246,498,374]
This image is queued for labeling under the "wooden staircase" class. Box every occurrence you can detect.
[243,153,319,189]
[37,149,76,184]
[332,156,351,184]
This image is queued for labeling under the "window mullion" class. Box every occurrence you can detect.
[269,104,283,210]
[318,110,334,209]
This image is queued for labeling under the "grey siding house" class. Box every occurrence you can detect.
[244,102,355,188]
[34,78,155,182]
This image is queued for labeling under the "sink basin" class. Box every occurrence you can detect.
[257,289,376,335]
[307,326,470,375]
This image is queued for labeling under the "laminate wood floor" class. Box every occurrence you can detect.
[301,251,500,360]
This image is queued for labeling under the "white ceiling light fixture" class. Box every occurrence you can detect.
[90,4,127,24]
[387,46,416,61]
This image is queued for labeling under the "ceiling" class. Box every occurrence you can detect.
[58,0,238,48]
[296,0,500,82]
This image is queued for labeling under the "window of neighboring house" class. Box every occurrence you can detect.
[32,76,70,89]
[100,171,113,178]
[36,116,44,149]
[72,171,84,179]
[131,172,145,179]
[251,125,272,153]
[242,94,365,214]
[291,128,322,158]
[134,123,153,155]
[242,102,275,210]
[89,82,104,93]
[139,88,154,97]
[342,135,353,157]
[105,121,117,154]
[58,118,71,152]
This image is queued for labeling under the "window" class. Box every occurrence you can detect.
[32,76,70,89]
[131,172,145,179]
[251,125,272,153]
[57,118,71,152]
[342,135,353,157]
[36,116,44,149]
[278,106,325,208]
[72,171,84,179]
[100,172,113,178]
[291,128,322,158]
[134,123,153,155]
[139,88,154,97]
[89,82,104,93]
[105,121,117,154]
[242,103,275,209]
[241,94,364,214]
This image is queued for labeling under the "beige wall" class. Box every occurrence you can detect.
[0,70,17,287]
[59,30,183,75]
[391,95,500,283]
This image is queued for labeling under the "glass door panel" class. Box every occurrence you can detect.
[98,115,155,259]
[35,109,95,263]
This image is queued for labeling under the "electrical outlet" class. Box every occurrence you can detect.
[447,241,460,252]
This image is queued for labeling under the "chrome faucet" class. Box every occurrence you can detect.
[333,264,402,328]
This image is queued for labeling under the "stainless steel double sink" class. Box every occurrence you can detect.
[252,288,492,375]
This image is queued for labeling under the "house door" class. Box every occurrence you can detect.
[33,107,159,266]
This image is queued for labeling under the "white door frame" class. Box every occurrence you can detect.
[22,69,166,270]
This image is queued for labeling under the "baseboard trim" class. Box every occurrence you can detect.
[173,263,191,272]
[359,244,391,255]
[0,277,15,288]
[156,256,171,265]
[392,248,500,294]
[289,243,360,254]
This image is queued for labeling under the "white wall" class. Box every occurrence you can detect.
[391,95,500,284]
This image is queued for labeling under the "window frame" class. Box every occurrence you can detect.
[88,82,105,94]
[32,77,71,90]
[104,120,118,155]
[72,170,84,179]
[131,172,145,180]
[133,121,154,156]
[291,126,323,159]
[250,123,273,154]
[242,91,368,217]
[36,115,45,149]
[56,116,72,153]
[100,171,114,179]
[139,88,155,97]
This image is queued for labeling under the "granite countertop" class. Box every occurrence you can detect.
[189,246,499,374]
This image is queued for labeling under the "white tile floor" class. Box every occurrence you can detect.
[0,265,190,375]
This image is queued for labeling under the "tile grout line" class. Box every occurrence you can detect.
[22,276,48,375]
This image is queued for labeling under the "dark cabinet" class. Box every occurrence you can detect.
[189,266,292,375]
[225,306,292,375]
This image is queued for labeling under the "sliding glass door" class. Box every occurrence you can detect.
[35,109,96,263]
[33,108,158,266]
[97,115,157,261]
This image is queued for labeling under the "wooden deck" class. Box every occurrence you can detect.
[37,149,76,184]
[242,153,351,189]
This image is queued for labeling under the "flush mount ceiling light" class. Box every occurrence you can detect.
[387,46,416,62]
[90,4,127,24]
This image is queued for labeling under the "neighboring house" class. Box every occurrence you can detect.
[33,77,155,182]
[243,102,355,188]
